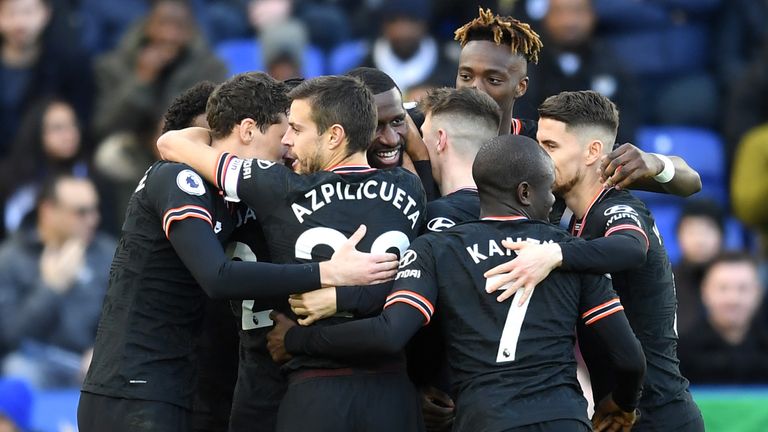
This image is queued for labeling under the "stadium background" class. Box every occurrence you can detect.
[0,0,766,430]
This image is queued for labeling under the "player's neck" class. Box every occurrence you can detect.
[480,201,528,220]
[211,135,243,158]
[439,160,476,195]
[566,172,605,220]
[499,103,515,135]
[323,151,369,170]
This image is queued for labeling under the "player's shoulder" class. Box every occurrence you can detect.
[596,188,648,216]
[146,161,213,197]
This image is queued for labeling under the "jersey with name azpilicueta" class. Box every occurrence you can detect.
[391,217,623,431]
[569,187,690,411]
[217,154,426,371]
[82,161,236,408]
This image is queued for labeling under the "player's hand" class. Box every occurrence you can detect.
[266,311,297,364]
[289,287,337,326]
[320,225,399,287]
[483,240,562,305]
[591,395,638,432]
[420,386,455,431]
[40,238,87,293]
[599,143,664,191]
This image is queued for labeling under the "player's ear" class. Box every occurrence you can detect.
[327,124,345,150]
[515,76,529,98]
[517,181,531,206]
[585,139,603,165]
[237,118,257,143]
[436,128,448,154]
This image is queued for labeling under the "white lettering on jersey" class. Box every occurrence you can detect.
[466,238,550,264]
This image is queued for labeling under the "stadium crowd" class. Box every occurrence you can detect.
[0,0,767,431]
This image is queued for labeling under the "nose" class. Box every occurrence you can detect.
[376,126,399,148]
[281,128,292,146]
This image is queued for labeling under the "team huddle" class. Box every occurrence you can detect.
[77,9,705,432]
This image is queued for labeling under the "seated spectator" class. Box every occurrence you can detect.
[91,0,226,143]
[678,253,768,384]
[518,0,639,142]
[0,98,89,238]
[362,0,456,92]
[0,378,32,432]
[260,19,307,80]
[674,199,725,335]
[0,175,115,388]
[731,123,768,266]
[0,0,92,156]
[592,0,721,127]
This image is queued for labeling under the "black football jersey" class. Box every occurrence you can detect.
[83,161,236,409]
[217,155,426,371]
[392,217,622,431]
[569,188,692,412]
[423,188,480,233]
[511,118,538,139]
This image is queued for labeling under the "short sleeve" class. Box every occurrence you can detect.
[384,236,438,325]
[214,152,296,208]
[145,163,215,239]
[594,201,650,249]
[578,273,624,327]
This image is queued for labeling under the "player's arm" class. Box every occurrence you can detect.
[485,207,650,302]
[580,274,645,430]
[284,284,391,326]
[600,143,701,196]
[157,127,220,185]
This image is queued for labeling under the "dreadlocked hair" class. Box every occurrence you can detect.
[454,7,543,64]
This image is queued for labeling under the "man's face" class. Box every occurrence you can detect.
[50,179,100,242]
[678,216,723,265]
[42,102,80,161]
[527,156,557,221]
[0,0,49,49]
[456,41,526,113]
[537,118,586,196]
[367,88,407,169]
[282,99,325,174]
[241,113,289,163]
[702,262,762,337]
[145,1,193,53]
[544,0,595,49]
[383,17,426,59]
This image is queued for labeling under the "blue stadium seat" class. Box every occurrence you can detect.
[646,203,681,264]
[215,38,326,78]
[634,126,726,204]
[30,388,79,432]
[328,40,369,75]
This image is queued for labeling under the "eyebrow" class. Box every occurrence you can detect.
[458,65,509,75]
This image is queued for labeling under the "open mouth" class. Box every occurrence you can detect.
[373,146,402,166]
[283,151,299,171]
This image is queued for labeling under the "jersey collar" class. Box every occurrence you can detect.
[481,215,528,221]
[327,164,377,174]
[571,187,613,237]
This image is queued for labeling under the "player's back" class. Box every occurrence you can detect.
[220,159,426,371]
[424,188,479,233]
[427,218,612,431]
[83,161,235,408]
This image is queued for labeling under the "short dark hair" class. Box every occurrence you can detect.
[206,72,290,139]
[36,174,93,209]
[288,75,377,154]
[418,87,500,129]
[706,251,759,273]
[346,67,400,95]
[473,134,552,202]
[538,90,619,136]
[677,199,725,235]
[162,81,216,134]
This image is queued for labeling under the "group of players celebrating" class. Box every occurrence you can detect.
[76,8,706,432]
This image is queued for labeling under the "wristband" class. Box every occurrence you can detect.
[652,154,675,184]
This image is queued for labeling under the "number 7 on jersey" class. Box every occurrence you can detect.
[486,275,533,363]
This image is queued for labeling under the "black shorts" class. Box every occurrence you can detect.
[276,369,423,432]
[78,392,191,432]
[228,349,287,432]
[503,419,591,432]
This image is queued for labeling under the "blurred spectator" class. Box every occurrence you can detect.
[260,20,306,80]
[0,98,89,237]
[715,0,768,86]
[0,378,32,432]
[93,81,215,234]
[91,0,226,143]
[725,44,768,174]
[679,253,768,384]
[731,123,768,260]
[673,199,725,335]
[0,175,114,389]
[0,0,92,156]
[362,0,456,92]
[518,0,639,143]
[592,0,721,127]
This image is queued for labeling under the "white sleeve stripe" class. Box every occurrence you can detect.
[222,157,243,202]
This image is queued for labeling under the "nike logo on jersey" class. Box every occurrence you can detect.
[466,237,553,264]
[291,180,421,229]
